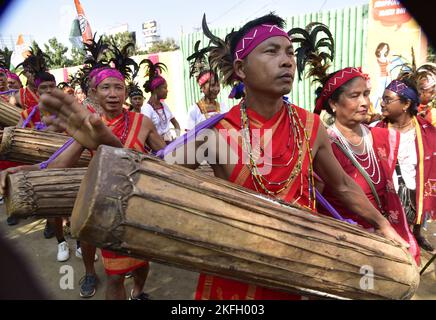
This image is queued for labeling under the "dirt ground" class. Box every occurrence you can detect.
[1,204,435,300]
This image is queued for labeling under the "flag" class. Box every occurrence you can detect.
[73,0,93,45]
[69,18,83,49]
[10,34,30,71]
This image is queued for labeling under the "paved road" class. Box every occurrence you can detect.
[1,205,435,300]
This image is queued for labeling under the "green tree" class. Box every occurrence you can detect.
[71,46,86,66]
[146,38,179,54]
[0,46,13,68]
[43,37,73,68]
[102,31,138,60]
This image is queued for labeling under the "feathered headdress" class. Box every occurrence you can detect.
[396,47,436,85]
[289,22,335,83]
[187,40,211,78]
[83,33,109,68]
[202,14,235,87]
[127,82,143,97]
[109,41,139,82]
[57,82,70,90]
[74,34,111,93]
[65,71,81,89]
[126,54,147,97]
[57,81,75,95]
[142,58,168,92]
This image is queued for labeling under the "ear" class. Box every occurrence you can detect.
[327,99,337,113]
[233,59,246,81]
[403,99,412,112]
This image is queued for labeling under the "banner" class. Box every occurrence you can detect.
[367,0,428,112]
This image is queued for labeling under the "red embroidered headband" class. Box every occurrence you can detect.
[314,67,367,114]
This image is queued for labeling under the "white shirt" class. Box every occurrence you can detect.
[141,102,174,140]
[393,128,417,191]
[186,101,228,130]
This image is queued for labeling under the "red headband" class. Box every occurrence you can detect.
[314,67,367,114]
[198,71,213,87]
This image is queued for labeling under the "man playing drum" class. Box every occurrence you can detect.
[31,13,408,300]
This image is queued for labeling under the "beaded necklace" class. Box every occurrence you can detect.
[197,98,220,119]
[105,110,130,146]
[331,124,381,185]
[119,110,130,146]
[149,101,168,124]
[240,100,316,210]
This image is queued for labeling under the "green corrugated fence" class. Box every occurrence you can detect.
[180,4,369,113]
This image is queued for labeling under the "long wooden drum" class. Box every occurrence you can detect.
[0,100,21,127]
[0,127,91,167]
[71,145,420,300]
[5,168,86,218]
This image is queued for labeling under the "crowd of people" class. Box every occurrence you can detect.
[0,12,434,300]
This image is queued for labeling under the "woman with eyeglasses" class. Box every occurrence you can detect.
[293,24,420,263]
[376,78,436,253]
[309,68,420,263]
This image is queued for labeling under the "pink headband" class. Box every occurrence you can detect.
[34,78,56,89]
[7,72,21,83]
[89,67,106,81]
[7,72,23,88]
[150,76,166,91]
[234,24,290,60]
[314,67,367,114]
[0,67,7,74]
[198,72,213,87]
[93,69,125,88]
[34,78,42,88]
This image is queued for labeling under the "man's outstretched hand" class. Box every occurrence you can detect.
[40,89,123,150]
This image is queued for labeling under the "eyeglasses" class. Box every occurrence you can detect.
[381,97,401,105]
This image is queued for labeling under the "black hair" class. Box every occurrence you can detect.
[35,71,55,84]
[396,78,419,116]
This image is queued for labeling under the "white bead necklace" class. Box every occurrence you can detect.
[331,124,381,185]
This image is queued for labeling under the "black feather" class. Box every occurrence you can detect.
[289,22,335,82]
[187,40,212,78]
[83,33,109,67]
[109,41,138,82]
[202,14,234,87]
[202,14,226,48]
